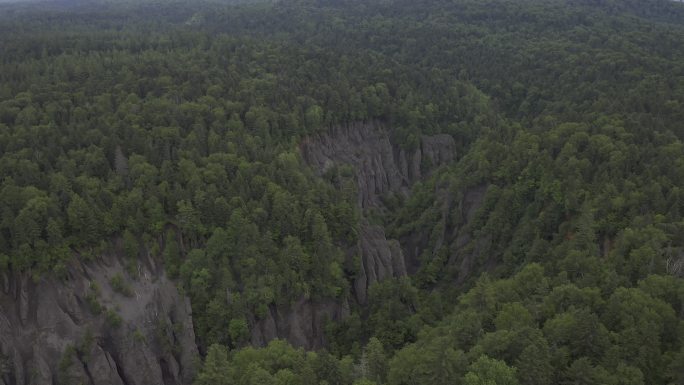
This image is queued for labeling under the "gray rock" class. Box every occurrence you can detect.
[250,297,349,350]
[87,347,124,385]
[0,253,198,385]
[354,222,407,304]
[301,121,455,209]
[449,185,489,283]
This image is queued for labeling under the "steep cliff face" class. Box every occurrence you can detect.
[353,222,407,303]
[301,121,457,303]
[449,185,489,284]
[249,297,350,350]
[302,121,456,209]
[0,253,197,385]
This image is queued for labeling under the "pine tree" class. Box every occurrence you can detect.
[195,344,231,385]
[363,338,388,384]
[464,356,519,385]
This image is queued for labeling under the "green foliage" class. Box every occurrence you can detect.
[3,0,684,384]
[155,319,182,356]
[163,229,181,278]
[387,337,467,385]
[85,282,103,315]
[133,329,146,344]
[228,318,249,347]
[464,356,518,385]
[367,278,421,350]
[195,344,231,385]
[110,273,133,297]
[122,230,138,260]
[57,345,77,385]
[363,338,388,384]
[105,309,123,329]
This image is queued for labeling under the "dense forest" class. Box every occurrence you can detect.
[1,0,684,384]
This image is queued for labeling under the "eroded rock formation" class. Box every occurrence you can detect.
[302,121,456,209]
[249,297,350,350]
[353,222,407,303]
[301,121,457,303]
[0,254,197,385]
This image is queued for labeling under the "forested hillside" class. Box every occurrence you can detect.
[1,0,684,384]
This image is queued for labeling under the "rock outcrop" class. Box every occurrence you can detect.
[0,253,197,385]
[449,184,489,284]
[352,222,407,304]
[301,121,455,209]
[250,297,350,350]
[301,121,456,303]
